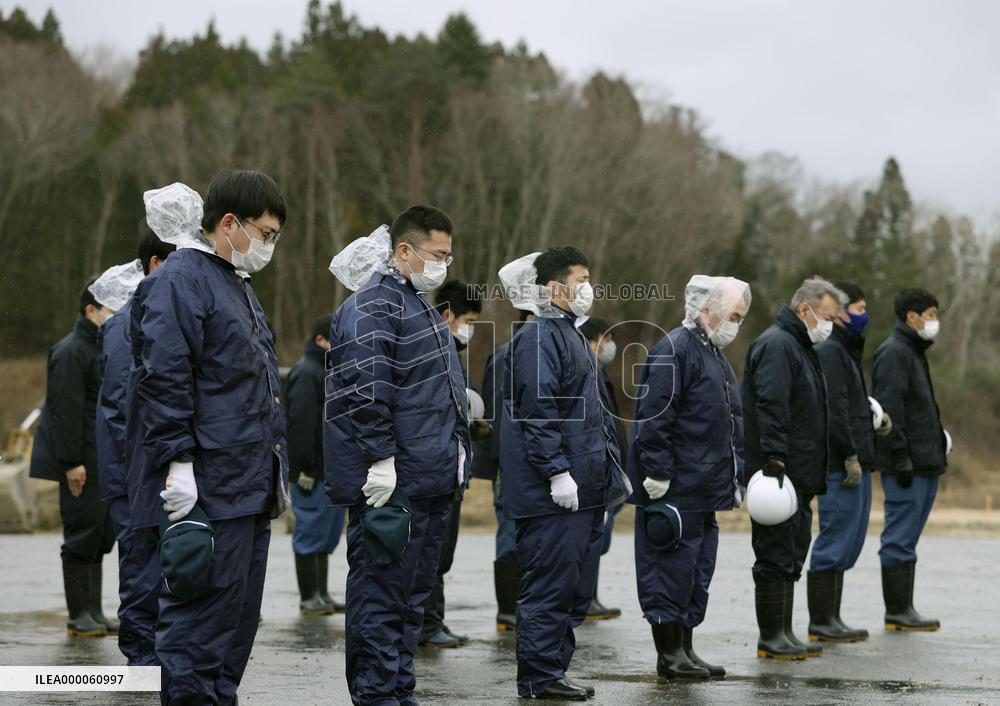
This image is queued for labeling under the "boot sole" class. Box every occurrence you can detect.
[585,614,619,621]
[808,634,867,643]
[300,609,335,616]
[67,628,108,638]
[757,650,807,661]
[420,642,461,649]
[497,624,516,632]
[885,623,939,632]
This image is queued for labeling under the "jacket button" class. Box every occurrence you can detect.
[273,396,280,405]
[274,443,282,451]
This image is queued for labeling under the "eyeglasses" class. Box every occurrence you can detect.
[410,243,453,266]
[237,217,282,246]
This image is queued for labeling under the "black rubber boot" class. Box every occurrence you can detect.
[296,554,334,615]
[651,623,710,679]
[807,571,858,642]
[494,559,520,632]
[784,581,822,657]
[754,580,806,660]
[62,562,105,637]
[832,571,868,641]
[882,562,939,631]
[316,553,345,613]
[682,626,725,677]
[587,568,621,620]
[88,562,118,634]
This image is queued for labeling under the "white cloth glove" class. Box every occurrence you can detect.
[363,456,397,508]
[457,445,466,486]
[643,477,671,500]
[160,461,197,521]
[549,471,579,511]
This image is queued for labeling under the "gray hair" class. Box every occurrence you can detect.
[790,276,848,311]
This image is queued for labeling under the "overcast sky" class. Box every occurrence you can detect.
[6,0,998,222]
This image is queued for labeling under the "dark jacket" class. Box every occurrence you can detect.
[323,271,471,506]
[126,248,288,528]
[500,310,620,519]
[599,367,630,471]
[740,305,829,496]
[96,300,134,500]
[470,342,508,481]
[871,321,947,476]
[30,315,101,483]
[626,325,744,511]
[816,324,877,473]
[285,340,327,484]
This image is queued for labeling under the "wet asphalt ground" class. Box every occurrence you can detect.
[0,528,998,705]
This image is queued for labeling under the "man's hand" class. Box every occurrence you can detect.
[843,455,862,489]
[160,461,197,521]
[65,466,86,498]
[762,458,786,488]
[876,412,893,438]
[296,473,316,495]
[363,457,396,508]
[549,471,579,512]
[643,477,671,500]
[892,451,914,489]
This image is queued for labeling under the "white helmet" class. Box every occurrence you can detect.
[944,429,953,456]
[746,470,798,525]
[868,397,884,430]
[466,388,485,421]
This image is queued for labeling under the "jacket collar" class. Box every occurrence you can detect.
[774,305,813,349]
[892,319,933,353]
[831,322,865,357]
[73,314,99,345]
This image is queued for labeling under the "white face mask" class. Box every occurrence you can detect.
[709,321,740,348]
[569,281,594,316]
[597,340,617,365]
[455,322,473,346]
[918,318,940,340]
[407,247,448,292]
[228,222,275,274]
[807,305,833,345]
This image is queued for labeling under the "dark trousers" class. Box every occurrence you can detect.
[635,510,719,627]
[291,482,345,555]
[493,477,517,563]
[59,476,114,564]
[345,493,453,706]
[880,473,938,566]
[421,496,462,639]
[109,497,160,666]
[156,513,270,706]
[751,493,814,583]
[514,508,603,697]
[810,470,872,572]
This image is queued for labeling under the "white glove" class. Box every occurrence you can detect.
[643,477,671,500]
[549,471,579,511]
[363,456,397,508]
[160,461,197,521]
[457,444,466,486]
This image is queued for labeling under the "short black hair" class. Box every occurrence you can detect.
[201,170,287,232]
[434,281,482,318]
[310,315,332,342]
[534,246,590,285]
[895,288,939,321]
[389,205,453,247]
[579,317,612,342]
[834,281,865,305]
[79,276,100,315]
[136,220,176,275]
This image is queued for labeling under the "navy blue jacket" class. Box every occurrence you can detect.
[626,325,744,511]
[872,321,947,476]
[500,310,620,519]
[126,249,288,528]
[599,367,630,470]
[96,300,133,500]
[816,324,877,473]
[323,272,471,506]
[284,340,327,484]
[30,316,101,483]
[740,305,829,496]
[470,342,508,481]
